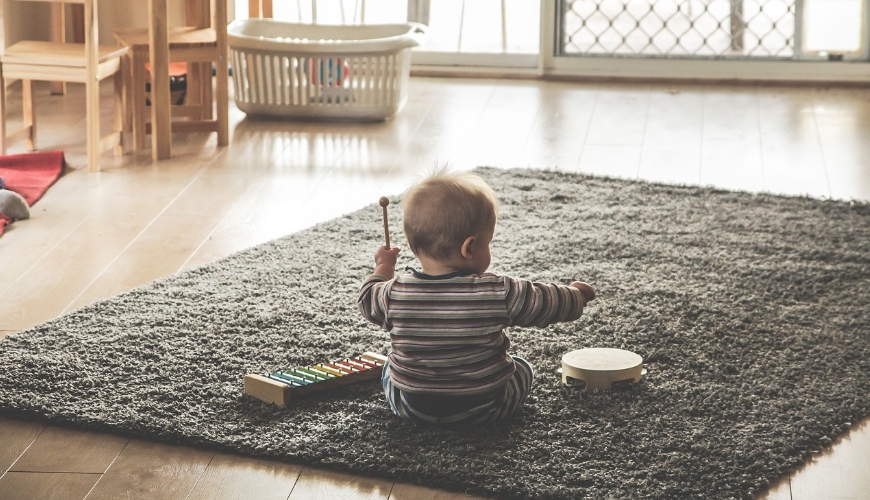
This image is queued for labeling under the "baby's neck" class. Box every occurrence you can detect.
[418,255,472,277]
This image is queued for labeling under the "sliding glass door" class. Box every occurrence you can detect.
[546,0,870,80]
[556,0,868,60]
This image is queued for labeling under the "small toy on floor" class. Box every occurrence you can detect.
[559,348,645,390]
[0,181,30,221]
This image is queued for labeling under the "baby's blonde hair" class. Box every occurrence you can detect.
[402,169,498,261]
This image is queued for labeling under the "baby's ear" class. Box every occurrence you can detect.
[460,235,476,260]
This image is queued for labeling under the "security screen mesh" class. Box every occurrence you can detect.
[560,0,796,58]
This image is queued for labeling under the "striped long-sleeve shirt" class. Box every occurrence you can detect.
[358,267,586,396]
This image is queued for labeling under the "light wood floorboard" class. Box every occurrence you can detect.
[85,440,213,500]
[0,418,43,472]
[286,468,392,500]
[0,472,101,500]
[0,77,868,500]
[185,453,302,500]
[9,426,127,474]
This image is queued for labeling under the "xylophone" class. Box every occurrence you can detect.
[244,352,388,406]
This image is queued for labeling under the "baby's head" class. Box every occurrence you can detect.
[402,170,498,273]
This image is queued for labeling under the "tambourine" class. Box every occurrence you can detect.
[559,348,645,390]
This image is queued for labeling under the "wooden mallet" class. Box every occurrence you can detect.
[379,196,391,248]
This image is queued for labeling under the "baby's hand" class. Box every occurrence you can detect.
[375,245,400,268]
[570,281,596,304]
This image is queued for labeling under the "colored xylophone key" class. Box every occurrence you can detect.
[244,352,388,406]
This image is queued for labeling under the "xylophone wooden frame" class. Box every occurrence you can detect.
[245,352,388,406]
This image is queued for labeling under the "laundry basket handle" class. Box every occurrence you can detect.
[406,22,429,46]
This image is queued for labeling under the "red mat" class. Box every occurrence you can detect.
[0,150,65,236]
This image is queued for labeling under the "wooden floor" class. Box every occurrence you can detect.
[0,76,869,500]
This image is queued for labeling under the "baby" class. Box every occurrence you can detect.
[358,170,595,426]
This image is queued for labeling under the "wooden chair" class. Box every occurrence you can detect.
[113,0,228,151]
[0,0,128,172]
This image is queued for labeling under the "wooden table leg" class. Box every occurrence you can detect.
[149,0,172,160]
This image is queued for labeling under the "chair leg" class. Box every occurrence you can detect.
[50,3,66,96]
[197,62,213,121]
[121,53,133,143]
[22,79,36,151]
[132,48,147,150]
[114,65,125,156]
[85,76,101,172]
[215,58,228,146]
[0,68,6,155]
[186,62,202,116]
[185,62,214,121]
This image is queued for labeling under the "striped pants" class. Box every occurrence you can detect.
[381,356,535,426]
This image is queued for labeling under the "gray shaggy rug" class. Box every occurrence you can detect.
[1,167,868,500]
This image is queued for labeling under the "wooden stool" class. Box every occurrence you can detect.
[561,348,644,390]
[113,0,228,151]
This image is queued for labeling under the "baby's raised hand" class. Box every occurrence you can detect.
[375,245,400,268]
[570,281,596,304]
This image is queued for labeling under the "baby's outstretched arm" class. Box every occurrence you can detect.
[506,278,594,328]
[570,281,596,305]
[374,244,400,280]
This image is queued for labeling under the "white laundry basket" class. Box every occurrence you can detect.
[227,20,426,121]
